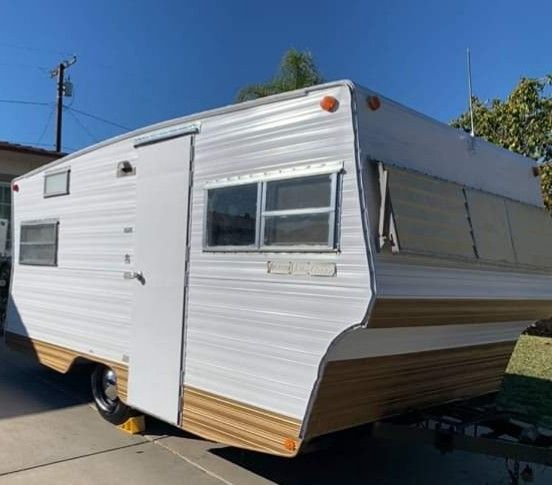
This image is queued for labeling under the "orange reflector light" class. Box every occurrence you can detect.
[320,96,339,112]
[283,438,297,453]
[367,96,381,111]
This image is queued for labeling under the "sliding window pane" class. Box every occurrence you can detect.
[265,174,332,211]
[264,213,330,246]
[206,184,257,247]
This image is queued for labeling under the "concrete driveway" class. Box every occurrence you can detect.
[0,342,550,485]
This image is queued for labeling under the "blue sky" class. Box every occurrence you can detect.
[0,0,550,152]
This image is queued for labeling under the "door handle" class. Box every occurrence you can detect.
[124,271,145,284]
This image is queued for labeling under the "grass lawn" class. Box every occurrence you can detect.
[498,335,552,428]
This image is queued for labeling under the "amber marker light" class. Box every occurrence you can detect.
[367,95,381,111]
[320,95,339,112]
[283,438,297,453]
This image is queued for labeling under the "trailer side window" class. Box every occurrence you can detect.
[44,169,70,198]
[19,221,59,266]
[262,174,337,248]
[206,183,258,247]
[204,169,340,251]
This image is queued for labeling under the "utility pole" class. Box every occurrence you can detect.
[51,56,77,152]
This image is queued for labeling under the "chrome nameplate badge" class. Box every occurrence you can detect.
[267,261,336,277]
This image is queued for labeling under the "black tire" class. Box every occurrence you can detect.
[91,364,133,425]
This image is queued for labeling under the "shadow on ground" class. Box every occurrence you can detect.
[0,342,91,421]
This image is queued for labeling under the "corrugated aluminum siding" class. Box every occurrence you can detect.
[183,84,371,419]
[354,86,542,207]
[354,85,552,301]
[7,140,137,363]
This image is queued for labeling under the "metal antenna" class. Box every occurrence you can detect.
[466,48,475,137]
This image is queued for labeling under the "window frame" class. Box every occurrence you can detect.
[202,166,341,253]
[0,182,12,253]
[43,168,70,198]
[259,172,339,251]
[19,219,60,267]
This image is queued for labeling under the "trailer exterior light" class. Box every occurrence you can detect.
[12,183,19,192]
[367,95,381,111]
[320,96,339,112]
[283,437,297,453]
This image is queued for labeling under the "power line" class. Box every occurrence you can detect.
[0,99,50,106]
[0,41,70,57]
[0,61,50,73]
[66,108,98,143]
[8,141,77,151]
[64,106,130,131]
[36,106,56,145]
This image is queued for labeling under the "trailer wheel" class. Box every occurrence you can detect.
[91,364,133,425]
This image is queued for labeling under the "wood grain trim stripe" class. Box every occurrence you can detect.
[370,298,552,327]
[5,332,128,402]
[181,386,302,457]
[305,341,515,438]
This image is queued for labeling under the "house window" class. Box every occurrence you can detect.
[44,169,70,197]
[0,183,11,253]
[19,220,59,266]
[204,168,339,251]
[206,183,258,247]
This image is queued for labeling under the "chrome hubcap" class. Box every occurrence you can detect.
[93,366,119,413]
[102,369,118,402]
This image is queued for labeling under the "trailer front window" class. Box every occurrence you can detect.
[19,220,59,266]
[44,169,70,198]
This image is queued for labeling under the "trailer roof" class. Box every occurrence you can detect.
[17,80,538,191]
[16,81,352,181]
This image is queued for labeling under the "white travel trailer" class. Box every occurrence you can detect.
[5,81,552,456]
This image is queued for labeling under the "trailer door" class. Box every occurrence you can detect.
[127,133,193,424]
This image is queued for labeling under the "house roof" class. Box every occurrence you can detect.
[0,141,65,158]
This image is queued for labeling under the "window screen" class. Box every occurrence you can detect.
[206,184,257,247]
[262,174,336,247]
[19,221,59,266]
[44,170,70,197]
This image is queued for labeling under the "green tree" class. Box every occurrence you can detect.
[451,76,552,210]
[236,49,324,102]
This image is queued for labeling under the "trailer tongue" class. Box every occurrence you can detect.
[373,394,551,468]
[372,327,552,484]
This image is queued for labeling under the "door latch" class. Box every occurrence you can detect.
[124,271,145,284]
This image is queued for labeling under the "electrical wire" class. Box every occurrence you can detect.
[13,141,77,151]
[65,108,98,143]
[0,41,70,57]
[0,99,50,106]
[36,106,56,145]
[64,106,130,131]
[0,61,50,73]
